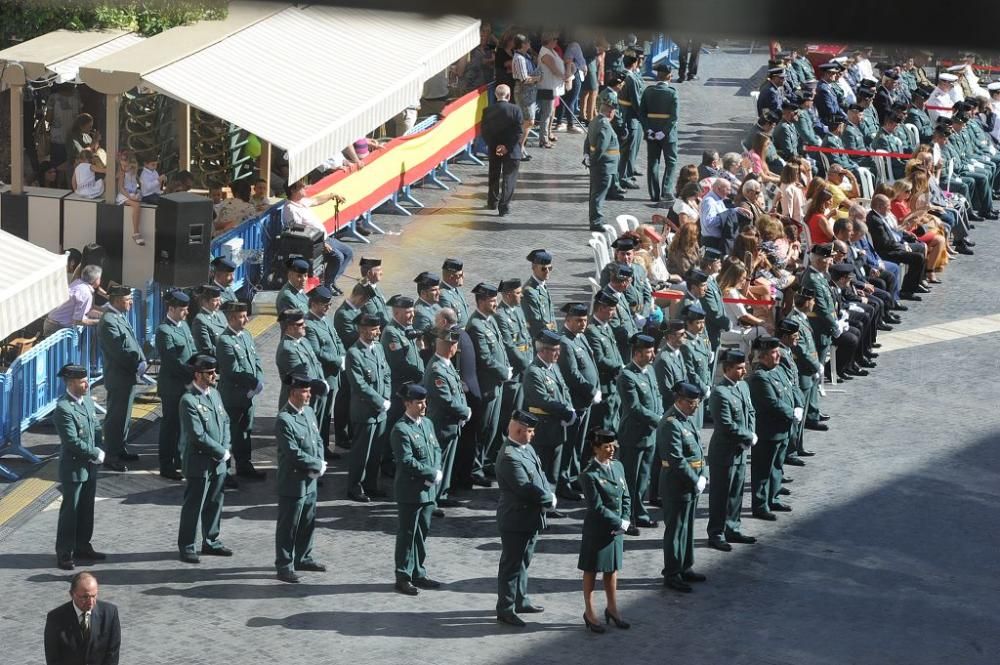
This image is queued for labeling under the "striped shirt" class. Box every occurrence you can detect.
[512,52,534,81]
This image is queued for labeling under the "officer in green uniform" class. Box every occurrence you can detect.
[275,309,325,414]
[521,249,556,338]
[97,285,145,470]
[600,237,653,317]
[494,279,533,450]
[380,294,424,477]
[656,381,707,593]
[776,319,813,466]
[275,257,310,314]
[332,282,374,448]
[305,286,347,457]
[679,303,713,429]
[706,350,757,552]
[773,100,802,161]
[640,62,680,204]
[801,244,839,370]
[785,288,826,430]
[599,72,630,201]
[747,336,798,521]
[216,301,266,480]
[423,326,471,509]
[616,333,663,533]
[652,320,688,412]
[346,312,393,502]
[208,256,238,306]
[842,104,869,158]
[391,383,444,596]
[857,90,880,146]
[521,329,574,512]
[606,269,639,362]
[824,112,864,177]
[556,302,600,501]
[177,355,232,563]
[358,257,387,320]
[274,373,328,584]
[413,272,443,334]
[586,99,622,230]
[154,289,196,480]
[617,54,644,188]
[53,364,106,571]
[438,258,470,327]
[584,290,624,432]
[495,410,555,627]
[191,284,226,356]
[698,249,731,349]
[795,91,824,153]
[872,113,908,179]
[467,283,513,482]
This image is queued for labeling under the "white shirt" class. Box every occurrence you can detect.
[282,197,328,238]
[927,86,960,123]
[856,57,875,81]
[139,167,161,197]
[74,603,91,629]
[537,46,566,95]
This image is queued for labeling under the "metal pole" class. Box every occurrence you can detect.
[10,83,24,194]
[104,93,120,204]
[177,101,191,173]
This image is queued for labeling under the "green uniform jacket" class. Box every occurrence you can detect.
[580,458,630,535]
[584,317,623,391]
[616,361,663,449]
[655,405,705,499]
[306,312,347,383]
[154,319,195,395]
[801,267,838,340]
[423,354,469,441]
[785,309,823,377]
[600,261,652,316]
[53,393,103,483]
[795,110,823,148]
[333,301,361,348]
[747,366,796,441]
[495,301,533,378]
[275,403,324,497]
[558,328,599,409]
[522,357,574,422]
[609,289,638,361]
[346,340,392,423]
[381,319,424,392]
[680,330,713,395]
[495,439,554,533]
[706,377,755,467]
[413,299,442,334]
[216,327,263,408]
[652,345,686,412]
[359,283,387,320]
[639,82,679,136]
[192,309,227,356]
[98,307,145,388]
[618,70,644,123]
[586,115,621,166]
[178,385,231,478]
[438,283,470,327]
[276,282,308,314]
[773,119,800,161]
[276,335,323,383]
[700,278,731,345]
[872,130,906,179]
[823,133,862,171]
[391,415,443,504]
[212,280,237,306]
[466,311,510,390]
[521,276,556,339]
[778,346,806,408]
[843,122,868,157]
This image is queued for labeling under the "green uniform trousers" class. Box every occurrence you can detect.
[707,462,746,538]
[750,437,786,511]
[437,428,461,502]
[589,164,616,228]
[275,491,317,573]
[646,135,679,202]
[177,471,226,554]
[473,385,503,479]
[490,382,523,470]
[496,531,538,615]
[159,390,184,473]
[661,483,698,577]
[55,475,97,558]
[225,403,256,473]
[621,444,655,522]
[533,418,565,488]
[559,406,591,491]
[395,502,435,582]
[348,418,387,493]
[103,384,136,458]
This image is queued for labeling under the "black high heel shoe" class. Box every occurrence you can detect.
[605,608,630,629]
[583,613,606,633]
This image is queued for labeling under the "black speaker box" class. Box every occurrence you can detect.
[153,192,212,287]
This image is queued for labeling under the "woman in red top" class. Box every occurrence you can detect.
[803,178,835,245]
[890,179,948,281]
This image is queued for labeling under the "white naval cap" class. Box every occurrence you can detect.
[939,73,959,82]
[987,82,1000,92]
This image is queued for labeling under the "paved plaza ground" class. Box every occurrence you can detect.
[2,49,1000,664]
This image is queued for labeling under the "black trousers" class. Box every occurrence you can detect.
[487,153,520,213]
[677,39,702,79]
[881,250,926,293]
[833,329,859,375]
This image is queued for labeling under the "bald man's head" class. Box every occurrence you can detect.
[495,84,511,101]
[871,194,890,214]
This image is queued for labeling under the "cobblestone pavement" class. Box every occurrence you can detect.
[3,50,1000,665]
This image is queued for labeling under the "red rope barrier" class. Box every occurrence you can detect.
[803,145,914,159]
[653,290,775,307]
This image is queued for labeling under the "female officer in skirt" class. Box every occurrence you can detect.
[578,429,632,633]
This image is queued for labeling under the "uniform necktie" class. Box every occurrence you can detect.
[81,611,91,641]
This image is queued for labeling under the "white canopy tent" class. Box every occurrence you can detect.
[0,230,68,340]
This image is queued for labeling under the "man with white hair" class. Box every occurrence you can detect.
[44,264,103,336]
[480,83,524,218]
[699,177,731,251]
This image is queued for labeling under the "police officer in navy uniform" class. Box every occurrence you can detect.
[154,289,196,481]
[757,67,786,118]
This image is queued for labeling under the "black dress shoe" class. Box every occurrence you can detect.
[517,603,544,613]
[858,358,877,369]
[432,508,445,518]
[347,490,371,503]
[395,580,420,596]
[236,467,267,480]
[914,284,932,294]
[836,373,854,381]
[521,154,532,162]
[785,457,805,467]
[159,470,183,481]
[681,570,706,582]
[223,475,239,490]
[179,552,201,564]
[819,413,831,421]
[497,612,526,627]
[323,448,342,461]
[870,343,882,349]
[635,517,658,528]
[471,475,493,488]
[76,547,106,560]
[798,449,816,457]
[498,208,510,217]
[606,193,627,201]
[546,510,566,519]
[330,286,344,296]
[57,558,75,571]
[899,292,922,302]
[119,451,140,462]
[296,561,327,572]
[437,498,462,508]
[752,509,777,521]
[876,323,894,332]
[557,488,585,501]
[105,461,128,472]
[201,545,233,556]
[805,421,828,432]
[957,245,975,255]
[778,487,791,496]
[708,537,732,552]
[892,303,908,311]
[725,531,757,544]
[625,525,641,536]
[847,367,870,377]
[277,570,301,583]
[622,180,640,189]
[965,239,976,246]
[770,503,792,512]
[664,575,692,592]
[413,577,442,589]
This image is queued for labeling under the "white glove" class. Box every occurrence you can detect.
[506,367,513,380]
[705,388,712,398]
[849,303,864,314]
[325,380,333,393]
[561,411,577,427]
[424,479,434,487]
[813,372,821,381]
[465,407,473,419]
[319,461,328,476]
[95,448,106,464]
[222,450,231,463]
[793,407,803,422]
[751,433,759,446]
[635,315,647,327]
[696,475,707,493]
[592,389,603,405]
[654,131,666,141]
[619,519,630,532]
[382,399,391,412]
[459,419,468,427]
[338,357,346,369]
[833,321,847,338]
[137,361,148,375]
[434,469,443,484]
[551,494,558,509]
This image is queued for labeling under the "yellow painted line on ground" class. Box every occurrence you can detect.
[879,314,1000,353]
[245,314,277,339]
[0,477,57,526]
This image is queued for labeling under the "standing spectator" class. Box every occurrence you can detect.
[48,84,80,183]
[214,179,257,236]
[480,84,524,218]
[44,265,103,337]
[494,30,517,91]
[579,38,608,124]
[676,37,703,82]
[699,178,732,251]
[44,572,121,665]
[554,36,585,133]
[71,150,105,199]
[459,22,496,92]
[776,163,806,223]
[536,32,567,148]
[511,34,540,160]
[67,113,101,166]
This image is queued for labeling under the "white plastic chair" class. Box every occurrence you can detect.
[602,224,618,249]
[872,149,892,185]
[903,123,919,151]
[588,276,602,296]
[617,214,640,232]
[612,215,630,236]
[588,237,610,275]
[857,166,875,200]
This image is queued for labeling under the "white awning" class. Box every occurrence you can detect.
[142,6,480,182]
[0,230,68,340]
[48,32,145,84]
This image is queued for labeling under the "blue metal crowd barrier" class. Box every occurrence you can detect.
[210,206,275,293]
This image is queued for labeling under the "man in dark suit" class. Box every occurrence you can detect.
[45,572,121,665]
[480,83,524,217]
[866,194,928,300]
